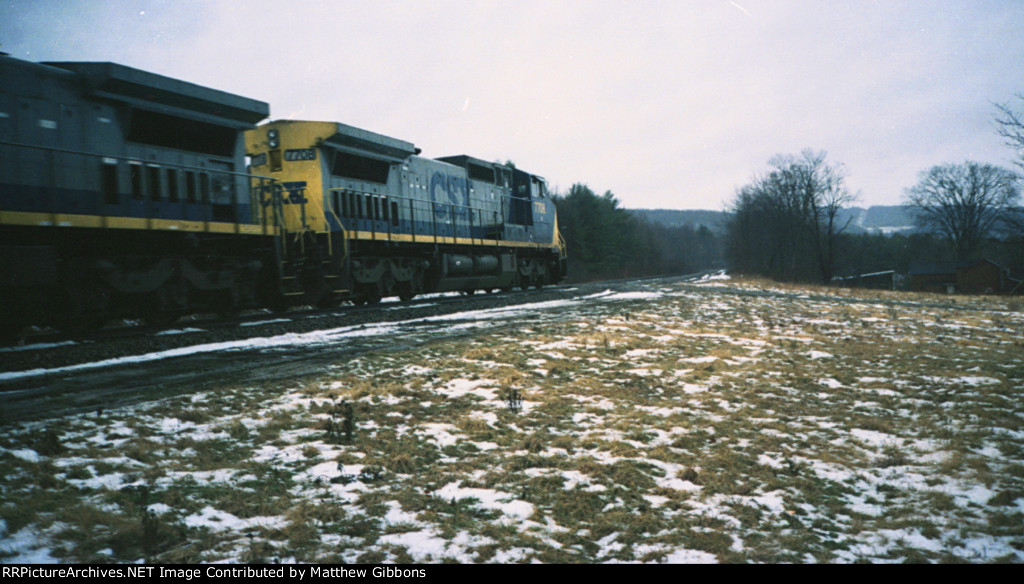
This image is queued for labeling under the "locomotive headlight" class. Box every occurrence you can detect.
[267,129,280,149]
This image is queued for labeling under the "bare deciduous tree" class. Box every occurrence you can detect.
[995,94,1024,173]
[727,149,857,282]
[994,95,1024,236]
[903,162,1020,260]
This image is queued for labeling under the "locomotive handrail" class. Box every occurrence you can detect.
[253,180,287,244]
[329,186,539,219]
[0,139,275,181]
[1,138,280,235]
[323,199,350,264]
[327,186,560,248]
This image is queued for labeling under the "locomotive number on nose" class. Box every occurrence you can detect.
[284,148,317,161]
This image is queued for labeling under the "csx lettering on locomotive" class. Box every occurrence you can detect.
[429,172,469,217]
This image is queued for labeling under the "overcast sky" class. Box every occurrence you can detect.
[2,0,1022,209]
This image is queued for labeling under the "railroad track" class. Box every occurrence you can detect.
[0,272,722,424]
[2,285,573,351]
[3,270,723,355]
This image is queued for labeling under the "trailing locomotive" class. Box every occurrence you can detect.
[0,54,566,336]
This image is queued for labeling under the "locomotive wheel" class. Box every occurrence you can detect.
[317,292,343,308]
[59,316,108,336]
[396,282,415,302]
[0,324,23,344]
[268,294,290,314]
[211,292,240,317]
[354,284,381,306]
[59,282,111,335]
[506,274,521,293]
[143,311,182,327]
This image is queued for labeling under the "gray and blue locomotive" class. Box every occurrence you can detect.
[245,120,567,307]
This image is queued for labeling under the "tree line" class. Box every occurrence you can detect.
[550,95,1024,285]
[551,184,723,282]
[727,95,1023,284]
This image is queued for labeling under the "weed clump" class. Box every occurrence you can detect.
[988,490,1024,507]
[679,467,700,483]
[32,428,66,457]
[878,445,909,468]
[504,387,523,414]
[320,399,356,443]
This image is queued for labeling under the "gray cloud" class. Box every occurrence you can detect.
[3,0,1022,209]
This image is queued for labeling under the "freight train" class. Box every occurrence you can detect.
[0,54,567,336]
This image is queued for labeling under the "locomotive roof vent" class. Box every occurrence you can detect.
[44,61,269,128]
[321,122,419,163]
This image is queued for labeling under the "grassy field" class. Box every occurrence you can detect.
[2,277,1023,563]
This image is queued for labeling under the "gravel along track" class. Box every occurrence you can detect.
[0,275,708,422]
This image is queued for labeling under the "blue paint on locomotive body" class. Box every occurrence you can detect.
[324,147,552,248]
[0,54,269,229]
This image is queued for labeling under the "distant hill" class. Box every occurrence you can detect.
[839,206,920,235]
[629,209,730,232]
[631,205,921,235]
